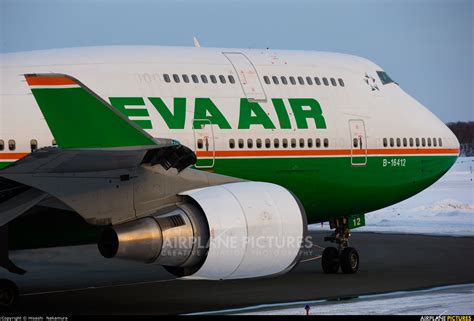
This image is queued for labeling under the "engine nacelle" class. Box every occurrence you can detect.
[98,182,307,280]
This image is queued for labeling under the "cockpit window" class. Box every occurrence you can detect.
[376,71,396,85]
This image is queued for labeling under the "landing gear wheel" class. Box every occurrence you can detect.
[340,247,359,274]
[0,279,19,310]
[321,247,340,273]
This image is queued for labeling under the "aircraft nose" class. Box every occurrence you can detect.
[438,122,460,174]
[445,123,461,156]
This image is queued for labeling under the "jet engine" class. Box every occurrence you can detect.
[98,182,307,280]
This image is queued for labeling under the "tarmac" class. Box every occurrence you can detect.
[2,231,473,314]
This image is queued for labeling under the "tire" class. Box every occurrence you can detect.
[0,279,19,310]
[321,247,340,273]
[340,247,359,274]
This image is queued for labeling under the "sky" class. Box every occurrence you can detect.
[1,0,472,122]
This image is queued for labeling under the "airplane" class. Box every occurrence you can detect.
[0,46,460,308]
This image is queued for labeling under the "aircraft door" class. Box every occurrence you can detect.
[193,119,215,168]
[349,119,367,166]
[223,52,266,101]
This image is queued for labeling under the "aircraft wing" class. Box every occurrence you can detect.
[0,74,204,227]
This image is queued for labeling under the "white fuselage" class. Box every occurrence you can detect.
[0,46,460,222]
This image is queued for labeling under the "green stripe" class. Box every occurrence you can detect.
[204,155,457,223]
[0,161,13,169]
[1,152,456,225]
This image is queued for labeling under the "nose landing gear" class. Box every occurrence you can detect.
[322,217,360,274]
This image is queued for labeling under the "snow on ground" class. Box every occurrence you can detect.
[310,157,474,236]
[229,284,474,315]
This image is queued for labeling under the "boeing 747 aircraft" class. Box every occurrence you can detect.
[0,46,460,307]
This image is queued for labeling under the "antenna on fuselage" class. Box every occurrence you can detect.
[193,36,201,48]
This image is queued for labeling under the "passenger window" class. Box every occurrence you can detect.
[282,138,288,148]
[8,139,15,151]
[298,77,304,85]
[274,138,280,148]
[219,75,226,84]
[238,139,244,149]
[229,139,235,149]
[256,139,262,148]
[163,74,171,83]
[315,77,321,85]
[438,138,442,147]
[289,77,296,85]
[409,138,414,147]
[323,138,329,148]
[322,77,329,86]
[403,138,407,147]
[390,138,394,147]
[315,138,321,148]
[272,76,279,85]
[396,138,401,147]
[265,138,271,148]
[353,138,358,148]
[422,138,426,147]
[173,74,180,83]
[383,138,388,147]
[228,75,236,84]
[330,78,337,86]
[0,139,4,151]
[182,74,189,83]
[427,137,432,147]
[30,139,38,152]
[191,74,199,83]
[433,137,437,147]
[197,139,203,149]
[210,75,217,84]
[291,138,296,148]
[307,138,313,148]
[201,75,208,83]
[281,76,288,85]
[299,138,305,148]
[338,78,345,87]
[264,76,270,85]
[306,77,313,85]
[247,139,253,149]
[416,138,420,147]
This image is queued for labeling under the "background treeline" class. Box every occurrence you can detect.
[447,121,474,156]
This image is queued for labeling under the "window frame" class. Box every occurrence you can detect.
[30,139,38,152]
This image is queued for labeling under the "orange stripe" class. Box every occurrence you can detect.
[25,75,77,86]
[0,153,29,160]
[0,148,459,161]
[196,148,460,158]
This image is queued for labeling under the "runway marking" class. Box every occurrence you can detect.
[22,278,177,297]
[300,255,322,263]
